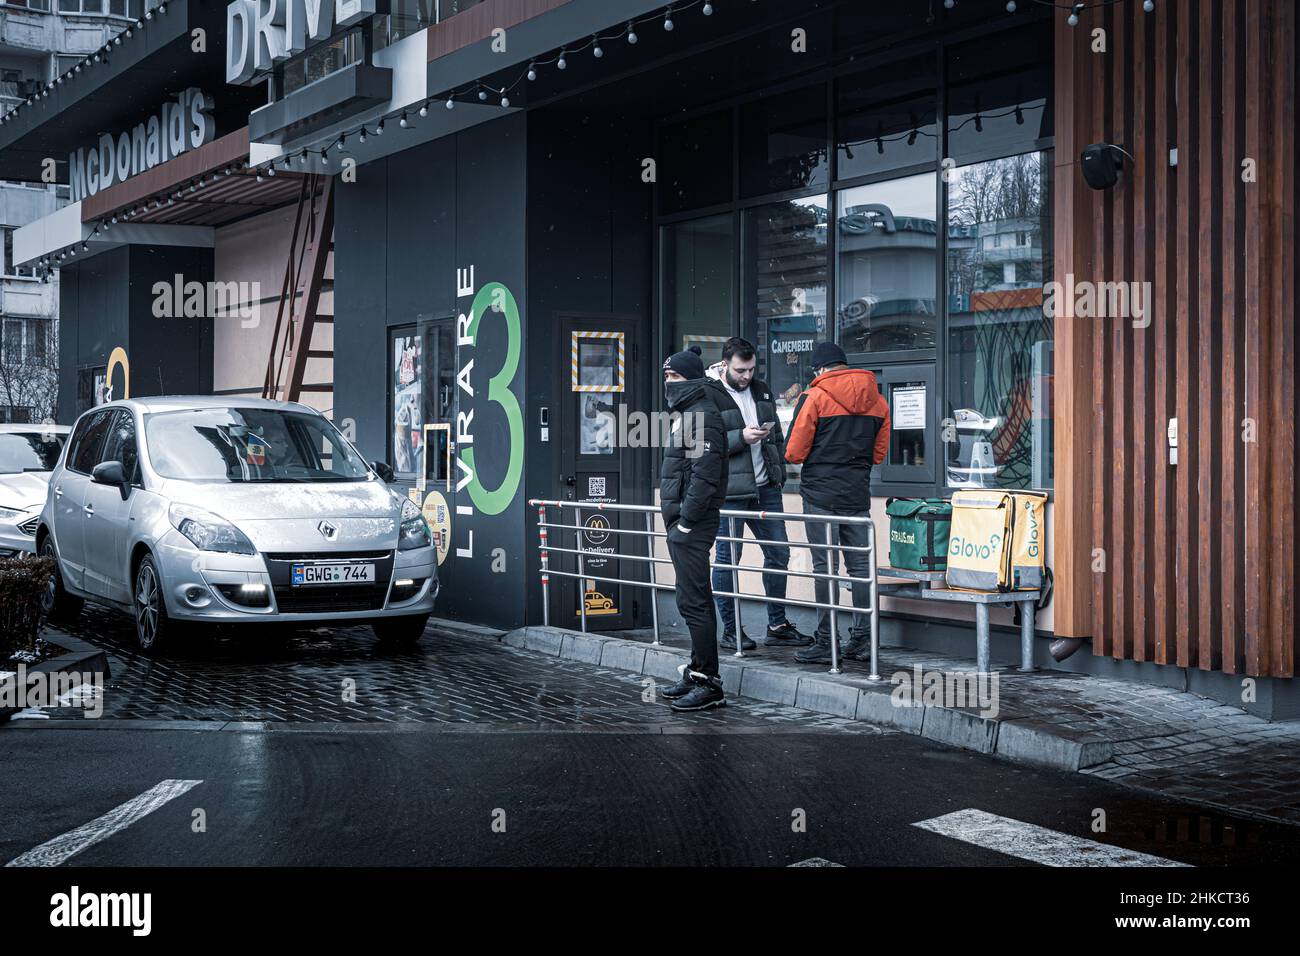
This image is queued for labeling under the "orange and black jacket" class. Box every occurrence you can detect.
[784,367,890,511]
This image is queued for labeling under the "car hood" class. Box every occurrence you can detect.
[159,480,407,552]
[0,472,52,511]
[159,479,402,521]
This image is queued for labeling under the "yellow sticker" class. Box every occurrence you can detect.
[421,490,452,566]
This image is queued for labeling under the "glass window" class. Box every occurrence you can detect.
[836,172,938,354]
[836,55,937,180]
[0,429,65,474]
[744,195,828,434]
[945,151,1053,490]
[657,110,733,215]
[145,408,371,483]
[739,85,828,198]
[662,214,734,367]
[390,328,422,479]
[946,25,1052,161]
[101,410,139,483]
[68,409,113,474]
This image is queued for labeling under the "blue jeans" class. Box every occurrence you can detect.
[712,482,791,634]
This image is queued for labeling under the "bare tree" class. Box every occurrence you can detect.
[0,317,58,423]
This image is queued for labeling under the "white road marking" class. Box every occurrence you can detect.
[790,857,844,867]
[913,808,1191,867]
[5,779,202,868]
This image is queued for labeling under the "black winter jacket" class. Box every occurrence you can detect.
[659,378,728,530]
[709,375,787,500]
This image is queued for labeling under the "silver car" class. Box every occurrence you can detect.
[0,423,70,558]
[37,397,438,652]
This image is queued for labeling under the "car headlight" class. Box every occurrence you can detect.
[169,503,256,555]
[398,497,431,551]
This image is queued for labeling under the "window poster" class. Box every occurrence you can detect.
[392,331,422,478]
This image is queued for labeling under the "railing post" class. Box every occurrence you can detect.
[645,510,661,645]
[729,515,743,658]
[828,516,841,675]
[867,516,881,682]
[575,503,588,633]
[538,504,550,628]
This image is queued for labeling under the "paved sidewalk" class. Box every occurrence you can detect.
[524,595,1300,827]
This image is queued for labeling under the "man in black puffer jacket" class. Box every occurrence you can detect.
[658,346,729,711]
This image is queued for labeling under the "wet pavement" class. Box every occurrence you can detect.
[623,594,1300,827]
[3,604,1298,868]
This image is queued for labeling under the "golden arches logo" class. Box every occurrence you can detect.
[106,347,130,400]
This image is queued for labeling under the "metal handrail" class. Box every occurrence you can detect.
[529,499,881,680]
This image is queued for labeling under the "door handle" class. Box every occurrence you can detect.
[564,475,576,486]
[54,486,63,498]
[83,504,94,516]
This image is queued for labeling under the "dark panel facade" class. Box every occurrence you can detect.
[334,113,529,629]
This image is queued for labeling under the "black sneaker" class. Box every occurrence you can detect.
[661,665,694,700]
[670,673,726,712]
[843,627,873,661]
[794,641,836,664]
[719,629,757,651]
[765,621,812,646]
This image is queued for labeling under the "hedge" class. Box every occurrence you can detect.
[0,556,54,657]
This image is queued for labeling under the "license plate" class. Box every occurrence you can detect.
[291,563,375,586]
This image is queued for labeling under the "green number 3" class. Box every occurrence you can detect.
[461,282,523,516]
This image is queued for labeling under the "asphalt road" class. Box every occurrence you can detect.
[2,611,1299,868]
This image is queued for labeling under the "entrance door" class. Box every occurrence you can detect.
[553,315,642,631]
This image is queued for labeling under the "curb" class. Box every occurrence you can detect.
[1,632,111,724]
[500,625,1114,773]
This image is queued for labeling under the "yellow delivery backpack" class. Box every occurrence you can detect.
[1007,491,1048,590]
[946,490,1014,591]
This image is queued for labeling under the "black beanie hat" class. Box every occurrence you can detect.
[663,345,705,380]
[810,341,848,370]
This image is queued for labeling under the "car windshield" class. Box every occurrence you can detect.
[144,407,372,483]
[0,430,66,474]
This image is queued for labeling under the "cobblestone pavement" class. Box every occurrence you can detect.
[640,597,1300,826]
[34,606,878,733]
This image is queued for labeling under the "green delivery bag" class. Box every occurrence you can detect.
[885,498,953,572]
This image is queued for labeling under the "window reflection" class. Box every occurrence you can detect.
[662,215,734,367]
[739,86,829,197]
[836,55,937,180]
[945,152,1053,489]
[836,173,937,353]
[745,196,828,439]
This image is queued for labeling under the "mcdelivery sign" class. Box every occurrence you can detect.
[226,0,380,85]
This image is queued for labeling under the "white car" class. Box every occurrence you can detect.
[37,397,438,652]
[0,423,70,558]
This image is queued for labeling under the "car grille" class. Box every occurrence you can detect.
[273,584,389,614]
[17,516,38,536]
[264,550,390,561]
[263,550,395,615]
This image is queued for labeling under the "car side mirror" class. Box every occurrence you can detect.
[92,460,130,499]
[371,461,395,483]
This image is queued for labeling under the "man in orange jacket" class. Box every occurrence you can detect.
[783,342,890,664]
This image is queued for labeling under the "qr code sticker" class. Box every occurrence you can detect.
[588,476,606,497]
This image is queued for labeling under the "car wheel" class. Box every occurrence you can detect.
[134,554,171,654]
[39,537,83,624]
[372,613,430,645]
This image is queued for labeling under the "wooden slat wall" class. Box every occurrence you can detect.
[1053,0,1296,678]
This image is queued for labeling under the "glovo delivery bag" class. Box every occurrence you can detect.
[945,490,1013,591]
[1008,491,1048,590]
[885,497,952,572]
